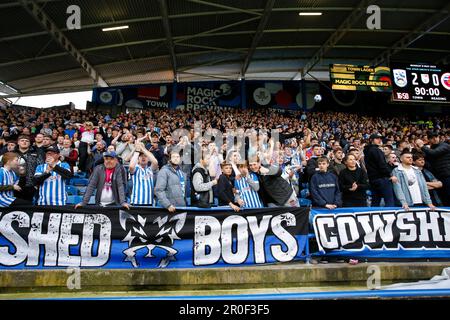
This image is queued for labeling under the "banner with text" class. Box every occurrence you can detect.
[93,84,173,109]
[0,206,309,269]
[173,81,242,111]
[312,207,450,259]
[330,64,392,92]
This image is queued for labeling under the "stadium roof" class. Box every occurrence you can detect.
[0,0,449,97]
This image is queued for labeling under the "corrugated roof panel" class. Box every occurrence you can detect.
[276,0,360,8]
[2,36,63,61]
[351,11,442,31]
[0,6,44,37]
[377,0,449,10]
[44,0,116,28]
[259,31,331,47]
[410,35,450,52]
[171,13,258,38]
[0,55,79,82]
[0,0,447,92]
[97,57,172,78]
[180,33,254,51]
[167,0,217,15]
[177,51,242,68]
[128,43,171,61]
[391,51,445,63]
[253,48,318,59]
[107,70,174,85]
[339,32,402,47]
[267,10,349,29]
[9,68,90,90]
[84,46,134,65]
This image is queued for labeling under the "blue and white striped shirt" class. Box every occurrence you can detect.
[130,165,156,205]
[34,161,70,206]
[0,167,18,207]
[234,173,264,208]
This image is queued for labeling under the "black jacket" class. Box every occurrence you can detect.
[363,144,391,182]
[256,166,293,206]
[191,166,212,208]
[421,142,450,179]
[217,174,236,206]
[305,157,319,182]
[15,146,43,188]
[339,167,369,203]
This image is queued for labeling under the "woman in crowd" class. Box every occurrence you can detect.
[60,138,79,173]
[76,121,97,172]
[339,154,370,207]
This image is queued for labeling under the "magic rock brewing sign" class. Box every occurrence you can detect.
[330,64,392,92]
[0,206,309,269]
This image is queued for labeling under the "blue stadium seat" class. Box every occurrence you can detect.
[213,197,218,206]
[73,172,87,179]
[76,186,87,195]
[300,189,309,199]
[299,198,312,207]
[70,178,89,186]
[186,196,191,206]
[67,195,83,205]
[66,185,78,196]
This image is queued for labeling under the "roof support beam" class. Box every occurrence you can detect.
[1,7,445,43]
[371,3,450,66]
[301,0,371,77]
[186,0,261,16]
[173,16,261,44]
[6,57,375,95]
[16,0,108,87]
[0,0,62,9]
[158,0,177,79]
[2,25,450,45]
[3,86,95,98]
[176,43,247,54]
[178,71,238,81]
[241,0,275,77]
[2,43,448,70]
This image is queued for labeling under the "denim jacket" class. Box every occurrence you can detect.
[392,164,432,206]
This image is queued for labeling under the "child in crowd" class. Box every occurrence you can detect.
[309,157,342,209]
[217,162,242,212]
[0,152,30,207]
[234,162,264,208]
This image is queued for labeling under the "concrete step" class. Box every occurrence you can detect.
[0,261,449,294]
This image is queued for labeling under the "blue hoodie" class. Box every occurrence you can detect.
[309,171,342,207]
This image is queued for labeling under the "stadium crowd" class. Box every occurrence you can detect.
[0,106,448,211]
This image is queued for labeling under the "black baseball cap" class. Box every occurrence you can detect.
[427,131,439,139]
[369,133,384,140]
[45,145,60,154]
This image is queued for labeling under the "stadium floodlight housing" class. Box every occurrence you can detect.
[102,25,129,32]
[299,12,323,16]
